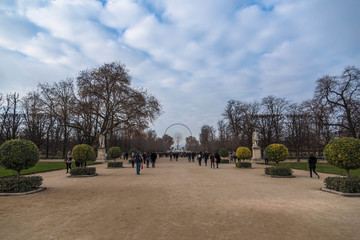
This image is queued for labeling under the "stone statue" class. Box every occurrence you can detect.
[99,134,105,149]
[252,131,259,148]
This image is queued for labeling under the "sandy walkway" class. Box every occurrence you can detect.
[1,157,359,240]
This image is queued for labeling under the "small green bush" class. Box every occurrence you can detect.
[236,147,251,161]
[219,148,229,158]
[265,167,293,176]
[324,176,360,193]
[0,176,43,193]
[0,139,39,178]
[107,162,123,168]
[70,167,96,176]
[72,144,94,165]
[324,137,360,178]
[108,147,122,160]
[220,159,230,164]
[264,144,289,166]
[236,162,252,168]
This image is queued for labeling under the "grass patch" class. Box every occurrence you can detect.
[258,162,360,177]
[0,162,102,178]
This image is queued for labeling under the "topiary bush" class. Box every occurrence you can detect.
[0,176,43,193]
[264,144,289,167]
[324,137,360,178]
[236,147,251,162]
[236,162,252,168]
[324,176,360,193]
[70,167,96,176]
[108,147,122,161]
[265,167,293,176]
[219,148,229,158]
[0,139,40,178]
[107,162,123,168]
[72,144,94,167]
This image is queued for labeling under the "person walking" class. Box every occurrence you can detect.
[308,154,320,178]
[197,152,202,166]
[215,152,221,169]
[145,152,151,168]
[264,155,269,165]
[150,151,157,168]
[210,153,215,169]
[135,151,143,175]
[66,151,72,173]
[203,151,209,166]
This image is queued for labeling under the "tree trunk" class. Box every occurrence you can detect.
[346,169,350,178]
[17,170,21,178]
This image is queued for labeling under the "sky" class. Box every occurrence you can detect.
[0,0,360,143]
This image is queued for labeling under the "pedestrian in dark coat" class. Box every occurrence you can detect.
[215,152,221,168]
[210,153,215,168]
[135,152,143,175]
[203,152,209,166]
[197,152,202,166]
[145,152,151,168]
[150,151,157,168]
[308,154,320,178]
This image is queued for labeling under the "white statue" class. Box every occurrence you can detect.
[99,134,105,148]
[252,131,259,148]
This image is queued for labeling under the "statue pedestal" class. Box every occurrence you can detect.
[252,147,261,162]
[97,148,106,162]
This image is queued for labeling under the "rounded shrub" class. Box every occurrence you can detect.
[0,139,39,178]
[72,144,94,166]
[218,148,229,158]
[108,147,122,161]
[324,137,360,178]
[236,147,251,162]
[264,144,289,167]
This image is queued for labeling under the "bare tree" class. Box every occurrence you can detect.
[314,66,360,138]
[185,136,199,151]
[199,125,216,151]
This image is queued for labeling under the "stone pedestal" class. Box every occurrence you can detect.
[97,148,106,162]
[252,147,261,162]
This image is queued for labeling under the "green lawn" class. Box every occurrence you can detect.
[0,161,102,178]
[258,162,360,177]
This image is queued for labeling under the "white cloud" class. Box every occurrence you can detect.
[0,0,359,138]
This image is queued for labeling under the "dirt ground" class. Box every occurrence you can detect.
[1,157,359,240]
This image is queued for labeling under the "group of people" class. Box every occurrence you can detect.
[193,151,221,168]
[130,151,158,175]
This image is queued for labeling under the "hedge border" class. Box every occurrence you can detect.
[0,187,46,196]
[264,174,296,178]
[67,174,98,178]
[321,187,360,197]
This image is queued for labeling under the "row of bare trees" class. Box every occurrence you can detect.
[186,66,360,160]
[0,62,165,158]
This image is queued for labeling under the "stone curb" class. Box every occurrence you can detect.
[320,187,360,197]
[264,174,296,178]
[67,174,98,178]
[0,187,47,196]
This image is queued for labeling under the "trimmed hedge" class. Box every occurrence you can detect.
[70,167,96,176]
[265,167,293,176]
[72,144,94,164]
[324,176,360,193]
[220,159,230,164]
[236,162,252,168]
[108,162,123,168]
[236,147,251,161]
[219,148,229,158]
[0,176,43,193]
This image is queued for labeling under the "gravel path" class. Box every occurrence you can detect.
[1,157,359,240]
